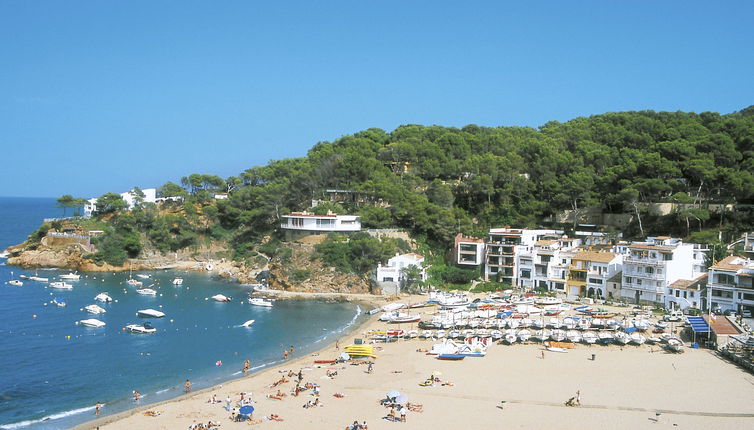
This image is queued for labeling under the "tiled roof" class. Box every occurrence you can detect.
[668,274,707,290]
[573,250,618,263]
[710,255,750,271]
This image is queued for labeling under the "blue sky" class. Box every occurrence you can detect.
[1,1,752,198]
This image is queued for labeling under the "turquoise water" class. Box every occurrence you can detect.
[0,198,366,429]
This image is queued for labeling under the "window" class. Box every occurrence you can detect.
[521,269,531,279]
[625,277,633,284]
[663,253,673,261]
[636,279,642,285]
[588,278,603,285]
[316,219,335,228]
[646,266,654,275]
[290,217,304,227]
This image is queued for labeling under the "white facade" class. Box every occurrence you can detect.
[83,188,158,216]
[484,228,563,284]
[376,253,428,292]
[707,256,754,314]
[617,237,702,305]
[516,238,581,291]
[454,234,485,266]
[566,251,623,299]
[280,212,361,232]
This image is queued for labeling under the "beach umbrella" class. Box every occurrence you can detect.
[239,405,254,416]
[386,390,401,398]
[395,394,409,405]
[340,352,350,360]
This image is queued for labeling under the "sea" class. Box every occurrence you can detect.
[0,197,367,429]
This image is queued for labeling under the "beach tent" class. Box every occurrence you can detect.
[686,316,711,345]
[239,405,254,416]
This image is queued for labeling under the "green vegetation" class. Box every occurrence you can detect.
[45,106,754,273]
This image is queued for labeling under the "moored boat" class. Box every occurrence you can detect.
[137,308,165,318]
[49,281,73,290]
[172,277,184,285]
[59,272,81,281]
[78,318,106,328]
[94,293,113,303]
[136,288,157,296]
[125,322,157,334]
[614,331,631,345]
[8,280,23,286]
[211,294,231,302]
[249,297,273,307]
[437,354,465,360]
[582,331,598,344]
[126,278,143,287]
[84,304,106,314]
[52,297,67,307]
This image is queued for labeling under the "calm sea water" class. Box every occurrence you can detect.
[0,197,366,429]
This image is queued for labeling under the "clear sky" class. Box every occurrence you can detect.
[1,1,752,198]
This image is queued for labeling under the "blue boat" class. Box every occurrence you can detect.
[437,354,465,361]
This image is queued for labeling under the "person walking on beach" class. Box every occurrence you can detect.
[576,390,581,406]
[185,379,192,393]
[95,402,102,415]
[226,395,231,411]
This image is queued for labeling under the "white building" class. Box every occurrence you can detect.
[706,256,754,314]
[279,212,361,233]
[516,237,581,291]
[83,188,158,216]
[617,237,706,306]
[565,250,623,299]
[484,228,563,284]
[454,233,485,267]
[667,274,706,310]
[376,253,428,293]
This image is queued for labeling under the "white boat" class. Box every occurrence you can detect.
[379,311,420,323]
[562,317,578,330]
[249,297,273,307]
[547,318,560,328]
[598,332,614,344]
[94,293,113,303]
[655,321,669,329]
[532,319,546,329]
[605,319,621,331]
[629,332,646,345]
[519,318,533,328]
[533,329,551,342]
[578,318,591,331]
[78,318,106,328]
[550,329,567,342]
[633,319,651,331]
[125,323,157,334]
[420,330,433,339]
[475,329,491,338]
[582,331,598,344]
[546,345,568,353]
[434,330,447,338]
[507,319,520,329]
[614,331,631,345]
[52,297,67,307]
[172,277,184,285]
[491,329,503,340]
[126,278,143,287]
[49,281,73,290]
[566,330,582,343]
[84,304,106,314]
[666,337,684,353]
[448,329,462,339]
[136,274,151,280]
[59,272,81,281]
[137,308,165,318]
[406,329,419,339]
[429,339,460,355]
[241,319,255,328]
[211,294,231,302]
[646,337,662,344]
[518,329,532,342]
[534,296,562,305]
[136,288,157,296]
[8,280,23,286]
[504,329,518,344]
[30,276,49,282]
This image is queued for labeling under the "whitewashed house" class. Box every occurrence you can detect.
[706,256,754,315]
[484,228,563,284]
[280,211,361,233]
[376,253,428,294]
[566,250,623,299]
[454,233,485,267]
[83,188,158,216]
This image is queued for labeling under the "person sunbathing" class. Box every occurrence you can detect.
[407,403,423,412]
[333,393,346,398]
[268,414,284,421]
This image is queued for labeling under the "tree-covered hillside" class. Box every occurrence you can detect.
[57,107,754,267]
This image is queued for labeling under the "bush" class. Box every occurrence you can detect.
[290,269,311,282]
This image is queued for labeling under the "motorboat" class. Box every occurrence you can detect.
[666,338,684,353]
[518,329,532,342]
[84,304,106,314]
[578,318,591,331]
[429,339,460,355]
[50,282,73,290]
[8,280,23,286]
[491,329,503,340]
[30,276,49,282]
[434,330,447,338]
[94,293,113,303]
[211,294,231,302]
[405,329,419,339]
[126,278,143,287]
[437,354,465,361]
[633,319,651,331]
[532,329,550,342]
[598,332,614,344]
[550,329,567,342]
[241,319,255,328]
[605,319,621,331]
[535,296,562,305]
[78,319,106,328]
[249,297,272,307]
[629,332,646,345]
[136,274,150,280]
[562,317,578,330]
[379,311,420,323]
[59,272,80,281]
[614,332,631,345]
[532,319,546,329]
[125,323,157,334]
[136,288,157,296]
[172,277,184,285]
[566,330,582,343]
[504,329,518,344]
[420,330,433,339]
[475,328,491,338]
[448,329,462,339]
[582,331,598,344]
[137,308,165,318]
[52,297,67,307]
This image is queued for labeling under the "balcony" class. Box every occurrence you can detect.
[624,257,664,266]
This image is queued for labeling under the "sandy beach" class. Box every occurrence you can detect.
[75,299,754,430]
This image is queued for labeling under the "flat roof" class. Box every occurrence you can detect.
[705,315,741,336]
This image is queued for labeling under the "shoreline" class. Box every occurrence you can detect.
[71,297,388,430]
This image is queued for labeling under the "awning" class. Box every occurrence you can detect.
[687,316,711,333]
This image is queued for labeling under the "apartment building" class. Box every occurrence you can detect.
[484,228,562,283]
[706,256,754,315]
